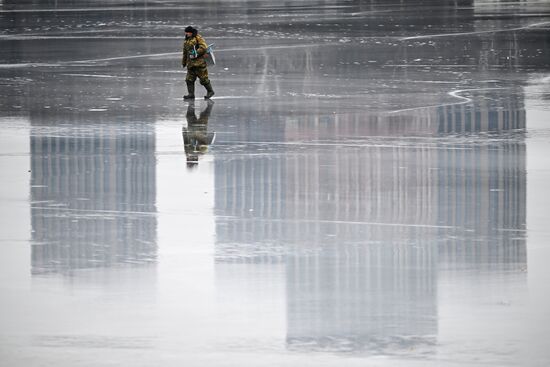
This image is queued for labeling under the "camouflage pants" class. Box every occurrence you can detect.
[186,65,210,85]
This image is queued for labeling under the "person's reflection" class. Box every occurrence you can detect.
[183,100,215,167]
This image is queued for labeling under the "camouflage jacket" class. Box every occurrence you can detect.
[182,34,208,68]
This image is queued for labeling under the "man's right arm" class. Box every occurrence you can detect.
[182,44,187,68]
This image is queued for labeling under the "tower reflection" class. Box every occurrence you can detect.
[214,88,526,354]
[30,115,157,275]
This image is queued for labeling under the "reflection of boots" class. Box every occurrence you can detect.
[198,99,214,124]
[183,81,195,100]
[203,81,215,99]
[186,101,197,124]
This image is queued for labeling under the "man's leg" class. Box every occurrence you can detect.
[184,68,197,99]
[198,67,215,99]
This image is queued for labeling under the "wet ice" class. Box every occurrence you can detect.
[1,0,550,366]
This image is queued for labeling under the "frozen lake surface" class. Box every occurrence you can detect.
[1,1,550,366]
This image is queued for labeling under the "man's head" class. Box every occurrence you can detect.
[185,26,197,39]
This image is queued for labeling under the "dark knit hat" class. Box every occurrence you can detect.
[184,26,197,35]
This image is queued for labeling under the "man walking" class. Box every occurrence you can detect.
[182,26,215,100]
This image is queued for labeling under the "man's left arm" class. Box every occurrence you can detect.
[196,37,208,57]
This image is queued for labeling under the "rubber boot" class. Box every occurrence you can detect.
[203,81,215,99]
[183,81,195,100]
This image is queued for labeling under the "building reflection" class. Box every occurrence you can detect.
[214,87,526,354]
[286,242,437,354]
[436,89,526,134]
[30,114,157,275]
[281,120,441,354]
